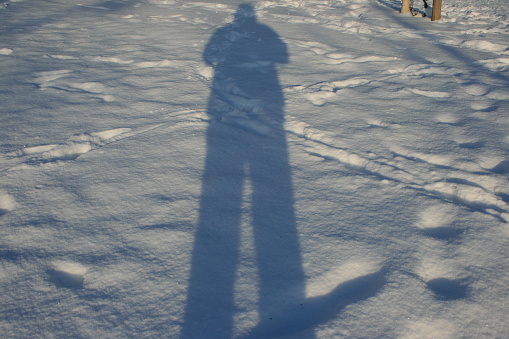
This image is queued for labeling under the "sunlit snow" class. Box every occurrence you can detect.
[1,0,508,338]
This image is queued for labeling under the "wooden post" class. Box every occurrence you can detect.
[400,0,410,14]
[431,0,442,21]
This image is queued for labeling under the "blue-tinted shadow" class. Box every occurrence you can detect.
[181,4,309,338]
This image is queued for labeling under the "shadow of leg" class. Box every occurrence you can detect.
[181,125,245,339]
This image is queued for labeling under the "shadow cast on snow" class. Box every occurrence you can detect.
[181,4,304,338]
[180,4,387,338]
[0,0,139,36]
[240,268,388,339]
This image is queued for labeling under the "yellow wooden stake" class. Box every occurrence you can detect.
[431,0,442,21]
[401,0,410,14]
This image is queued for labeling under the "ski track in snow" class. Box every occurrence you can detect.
[2,109,208,169]
[1,0,509,337]
[284,115,509,223]
[5,102,507,223]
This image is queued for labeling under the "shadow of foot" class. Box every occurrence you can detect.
[241,267,388,338]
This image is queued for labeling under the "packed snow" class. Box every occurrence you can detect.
[1,0,508,338]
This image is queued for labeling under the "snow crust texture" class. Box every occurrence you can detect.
[1,0,508,338]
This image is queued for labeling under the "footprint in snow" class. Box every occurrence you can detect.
[300,78,373,106]
[48,261,88,289]
[414,206,471,300]
[470,101,497,112]
[435,112,461,125]
[406,87,451,98]
[17,128,130,164]
[489,160,509,175]
[0,48,13,55]
[0,191,16,216]
[460,40,508,54]
[462,83,491,96]
[420,227,465,243]
[477,57,509,72]
[478,157,509,175]
[323,54,396,65]
[414,265,471,302]
[415,205,465,243]
[457,139,485,149]
[33,69,115,102]
[426,277,470,300]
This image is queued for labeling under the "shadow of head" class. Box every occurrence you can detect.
[234,3,256,22]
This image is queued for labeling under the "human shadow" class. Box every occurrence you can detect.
[181,5,388,338]
[181,4,309,338]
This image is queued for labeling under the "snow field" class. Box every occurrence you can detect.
[1,0,509,338]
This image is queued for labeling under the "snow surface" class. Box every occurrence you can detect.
[1,0,509,338]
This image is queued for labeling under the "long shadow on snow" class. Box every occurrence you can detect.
[182,5,389,338]
[182,4,308,339]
